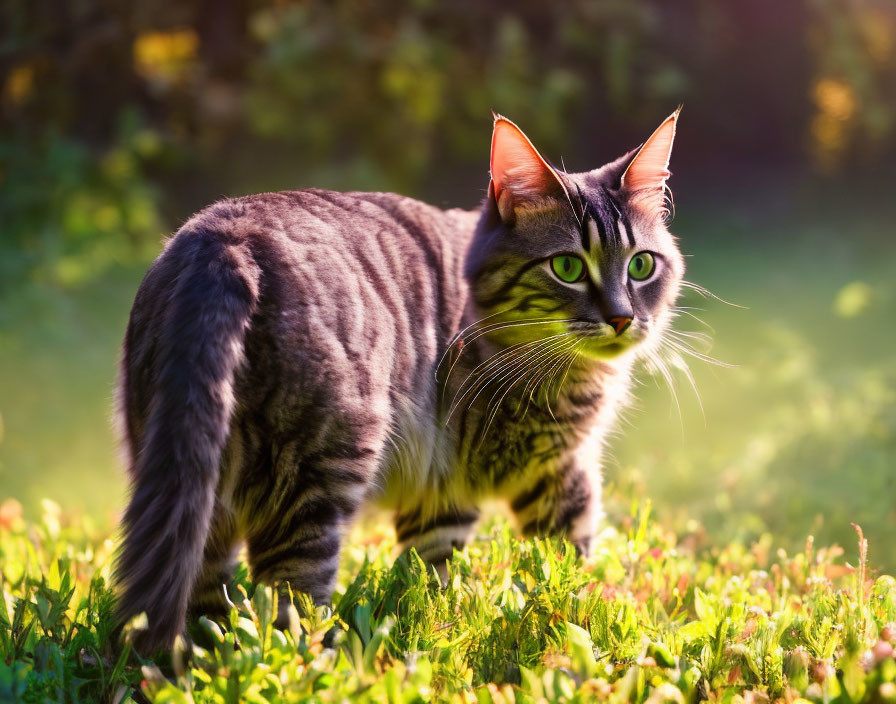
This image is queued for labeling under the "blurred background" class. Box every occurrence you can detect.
[1,1,894,567]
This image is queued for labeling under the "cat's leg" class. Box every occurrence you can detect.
[187,423,257,623]
[551,465,604,556]
[510,463,603,556]
[187,505,240,621]
[244,428,386,624]
[394,503,480,581]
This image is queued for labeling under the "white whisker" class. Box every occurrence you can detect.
[644,347,683,429]
[680,280,746,309]
[438,317,576,394]
[446,332,578,424]
[477,335,581,441]
[664,338,736,368]
[670,308,714,332]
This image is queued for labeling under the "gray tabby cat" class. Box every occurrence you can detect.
[115,111,684,651]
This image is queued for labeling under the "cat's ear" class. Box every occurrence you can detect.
[620,108,680,215]
[490,114,569,224]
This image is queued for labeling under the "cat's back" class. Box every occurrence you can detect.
[180,188,472,252]
[188,188,475,340]
[132,189,478,419]
[165,189,473,290]
[149,188,475,311]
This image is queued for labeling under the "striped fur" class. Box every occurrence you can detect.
[115,116,684,651]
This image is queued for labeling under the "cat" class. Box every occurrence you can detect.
[114,110,685,651]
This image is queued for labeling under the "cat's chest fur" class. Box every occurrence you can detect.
[375,359,629,512]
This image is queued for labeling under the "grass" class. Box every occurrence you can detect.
[2,499,895,703]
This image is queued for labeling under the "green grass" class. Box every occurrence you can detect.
[2,500,895,703]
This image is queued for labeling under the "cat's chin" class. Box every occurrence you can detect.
[578,338,637,361]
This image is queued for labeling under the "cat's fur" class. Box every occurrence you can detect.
[115,111,684,650]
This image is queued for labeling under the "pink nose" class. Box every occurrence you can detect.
[609,316,633,335]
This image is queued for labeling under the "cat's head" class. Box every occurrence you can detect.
[466,111,684,362]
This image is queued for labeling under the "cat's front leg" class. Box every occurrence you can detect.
[510,461,604,556]
[394,503,480,581]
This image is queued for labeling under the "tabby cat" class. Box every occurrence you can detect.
[115,110,685,650]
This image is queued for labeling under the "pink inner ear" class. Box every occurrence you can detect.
[491,118,565,205]
[622,112,678,193]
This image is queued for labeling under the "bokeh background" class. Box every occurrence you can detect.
[1,1,894,567]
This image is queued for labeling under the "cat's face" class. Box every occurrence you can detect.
[466,113,684,362]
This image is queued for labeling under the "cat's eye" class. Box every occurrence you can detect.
[628,252,656,281]
[550,255,586,283]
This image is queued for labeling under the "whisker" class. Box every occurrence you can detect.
[439,308,512,367]
[670,308,714,332]
[668,350,706,424]
[446,337,555,421]
[439,318,576,397]
[478,336,581,440]
[643,347,684,430]
[438,309,569,382]
[666,329,713,348]
[483,334,580,406]
[515,342,574,420]
[556,340,583,396]
[520,338,580,419]
[446,332,578,423]
[542,341,584,423]
[476,337,578,434]
[680,280,746,309]
[667,328,712,340]
[461,330,575,391]
[454,317,577,351]
[482,334,581,419]
[439,315,573,370]
[664,339,737,368]
[654,336,708,426]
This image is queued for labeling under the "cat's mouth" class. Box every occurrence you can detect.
[570,321,646,360]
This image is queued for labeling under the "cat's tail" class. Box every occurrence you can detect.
[114,224,259,652]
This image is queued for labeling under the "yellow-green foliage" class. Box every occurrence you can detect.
[2,500,895,703]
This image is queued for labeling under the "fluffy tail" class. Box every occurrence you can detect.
[115,226,258,651]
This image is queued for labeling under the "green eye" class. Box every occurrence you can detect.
[628,252,656,281]
[550,255,585,283]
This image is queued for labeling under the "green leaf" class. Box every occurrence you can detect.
[694,588,714,623]
[647,641,676,668]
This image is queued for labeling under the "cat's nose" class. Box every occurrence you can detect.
[608,316,633,335]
